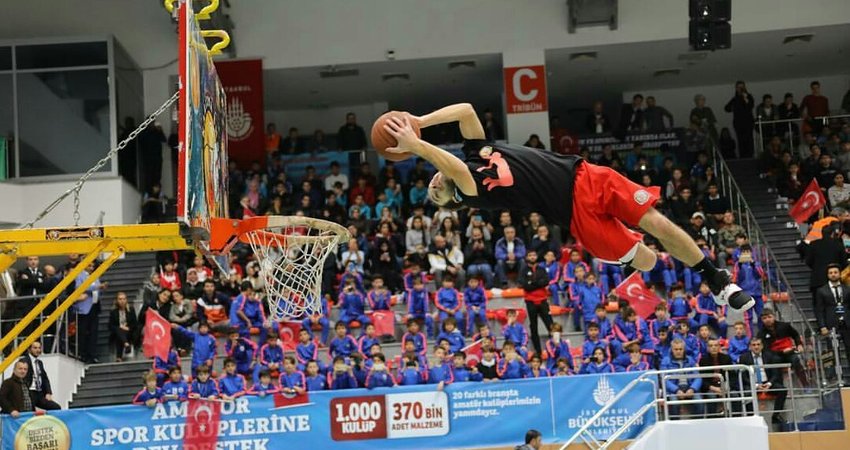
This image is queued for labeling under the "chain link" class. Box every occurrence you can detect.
[21,91,180,229]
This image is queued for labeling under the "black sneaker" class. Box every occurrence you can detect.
[707,269,756,311]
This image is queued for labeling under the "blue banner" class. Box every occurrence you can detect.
[279,152,351,183]
[2,373,655,450]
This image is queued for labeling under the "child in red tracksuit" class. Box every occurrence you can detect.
[518,250,554,356]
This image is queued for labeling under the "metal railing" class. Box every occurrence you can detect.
[755,112,850,157]
[711,145,826,391]
[559,364,759,450]
[0,294,79,362]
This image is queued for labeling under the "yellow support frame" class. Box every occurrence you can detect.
[0,222,193,372]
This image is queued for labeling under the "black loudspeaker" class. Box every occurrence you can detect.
[689,0,731,50]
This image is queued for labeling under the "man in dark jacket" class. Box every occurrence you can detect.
[724,81,755,158]
[20,341,60,410]
[814,264,850,372]
[0,360,35,417]
[757,308,808,387]
[737,338,787,426]
[698,338,733,417]
[337,112,367,150]
[804,223,847,298]
[518,250,553,356]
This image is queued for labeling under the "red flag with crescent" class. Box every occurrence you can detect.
[278,321,302,351]
[184,398,222,448]
[614,271,662,319]
[143,309,172,361]
[789,179,826,224]
[273,390,311,409]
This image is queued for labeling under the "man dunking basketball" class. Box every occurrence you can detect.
[382,103,754,311]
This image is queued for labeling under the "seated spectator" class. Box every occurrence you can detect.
[348,194,372,220]
[304,361,328,391]
[153,346,180,387]
[406,216,431,257]
[365,353,396,388]
[109,292,139,362]
[341,238,366,275]
[162,366,189,402]
[295,329,324,373]
[545,323,574,373]
[464,227,495,288]
[428,347,454,385]
[497,341,527,380]
[219,358,247,400]
[279,356,306,395]
[494,226,526,287]
[196,280,231,330]
[698,338,732,417]
[368,239,403,293]
[524,355,550,378]
[477,346,500,382]
[182,269,204,300]
[231,282,274,343]
[337,278,371,330]
[324,161,349,192]
[256,334,285,382]
[580,347,614,374]
[757,309,808,386]
[737,338,787,426]
[189,365,219,400]
[428,235,466,286]
[669,187,698,227]
[328,322,359,360]
[582,322,610,366]
[409,179,429,208]
[249,370,281,397]
[524,134,546,149]
[328,357,358,390]
[225,328,257,378]
[661,339,702,418]
[828,172,850,208]
[132,371,163,407]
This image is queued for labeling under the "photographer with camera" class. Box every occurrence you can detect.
[815,264,850,376]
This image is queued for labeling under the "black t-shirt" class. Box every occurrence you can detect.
[457,140,582,228]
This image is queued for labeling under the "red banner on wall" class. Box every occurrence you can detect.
[503,65,548,114]
[215,59,265,166]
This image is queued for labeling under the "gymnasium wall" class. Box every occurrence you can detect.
[265,101,389,139]
[623,74,850,136]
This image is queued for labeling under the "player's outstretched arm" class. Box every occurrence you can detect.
[417,103,485,141]
[383,116,477,196]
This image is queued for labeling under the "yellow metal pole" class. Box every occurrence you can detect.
[0,241,108,354]
[0,247,125,373]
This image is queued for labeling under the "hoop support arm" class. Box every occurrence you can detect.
[0,223,192,257]
[0,246,125,373]
[0,241,108,354]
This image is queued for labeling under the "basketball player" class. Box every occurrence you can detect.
[382,103,753,311]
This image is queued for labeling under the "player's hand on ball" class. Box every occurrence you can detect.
[383,116,420,155]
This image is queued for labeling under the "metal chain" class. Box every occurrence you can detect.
[21,91,180,229]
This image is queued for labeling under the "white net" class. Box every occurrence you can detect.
[243,217,348,320]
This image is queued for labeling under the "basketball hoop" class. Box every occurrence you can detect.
[210,216,349,320]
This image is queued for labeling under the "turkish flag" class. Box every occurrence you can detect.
[614,272,662,319]
[273,391,311,409]
[789,179,826,223]
[143,309,172,361]
[184,398,222,448]
[370,311,395,337]
[462,339,484,368]
[278,321,301,351]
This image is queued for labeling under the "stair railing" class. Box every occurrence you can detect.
[711,146,831,391]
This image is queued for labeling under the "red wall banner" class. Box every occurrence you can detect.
[503,65,548,114]
[214,58,265,166]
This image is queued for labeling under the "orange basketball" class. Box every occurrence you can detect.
[370,111,421,162]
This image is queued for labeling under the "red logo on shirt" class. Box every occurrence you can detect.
[477,148,514,191]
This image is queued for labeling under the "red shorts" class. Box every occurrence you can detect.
[570,163,660,263]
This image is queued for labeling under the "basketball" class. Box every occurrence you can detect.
[370,111,421,161]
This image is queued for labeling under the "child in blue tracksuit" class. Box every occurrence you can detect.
[652,328,672,369]
[437,317,466,354]
[153,347,180,387]
[295,329,325,373]
[279,356,306,395]
[304,361,328,391]
[580,347,614,374]
[567,265,588,331]
[667,285,692,323]
[401,319,428,356]
[327,357,359,390]
[219,358,247,399]
[133,372,163,406]
[301,295,331,344]
[427,347,454,384]
[396,360,426,385]
[542,251,562,306]
[230,281,274,343]
[588,305,613,340]
[582,322,610,365]
[451,352,483,382]
[248,371,280,397]
[643,246,675,292]
[162,366,190,402]
[545,323,574,372]
[727,321,750,363]
[367,276,393,311]
[612,307,654,356]
[254,334,285,384]
[576,273,604,330]
[502,309,529,358]
[561,249,590,285]
[693,281,727,336]
[403,263,427,294]
[596,261,624,295]
[189,365,219,399]
[172,322,217,377]
[358,323,382,357]
[328,322,359,360]
[696,325,713,360]
[337,279,371,330]
[649,303,676,341]
[670,256,701,293]
[434,278,465,337]
[672,320,700,360]
[463,277,488,335]
[405,278,434,336]
[339,267,366,295]
[365,353,396,388]
[497,341,527,380]
[732,245,765,323]
[225,328,257,377]
[524,355,550,378]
